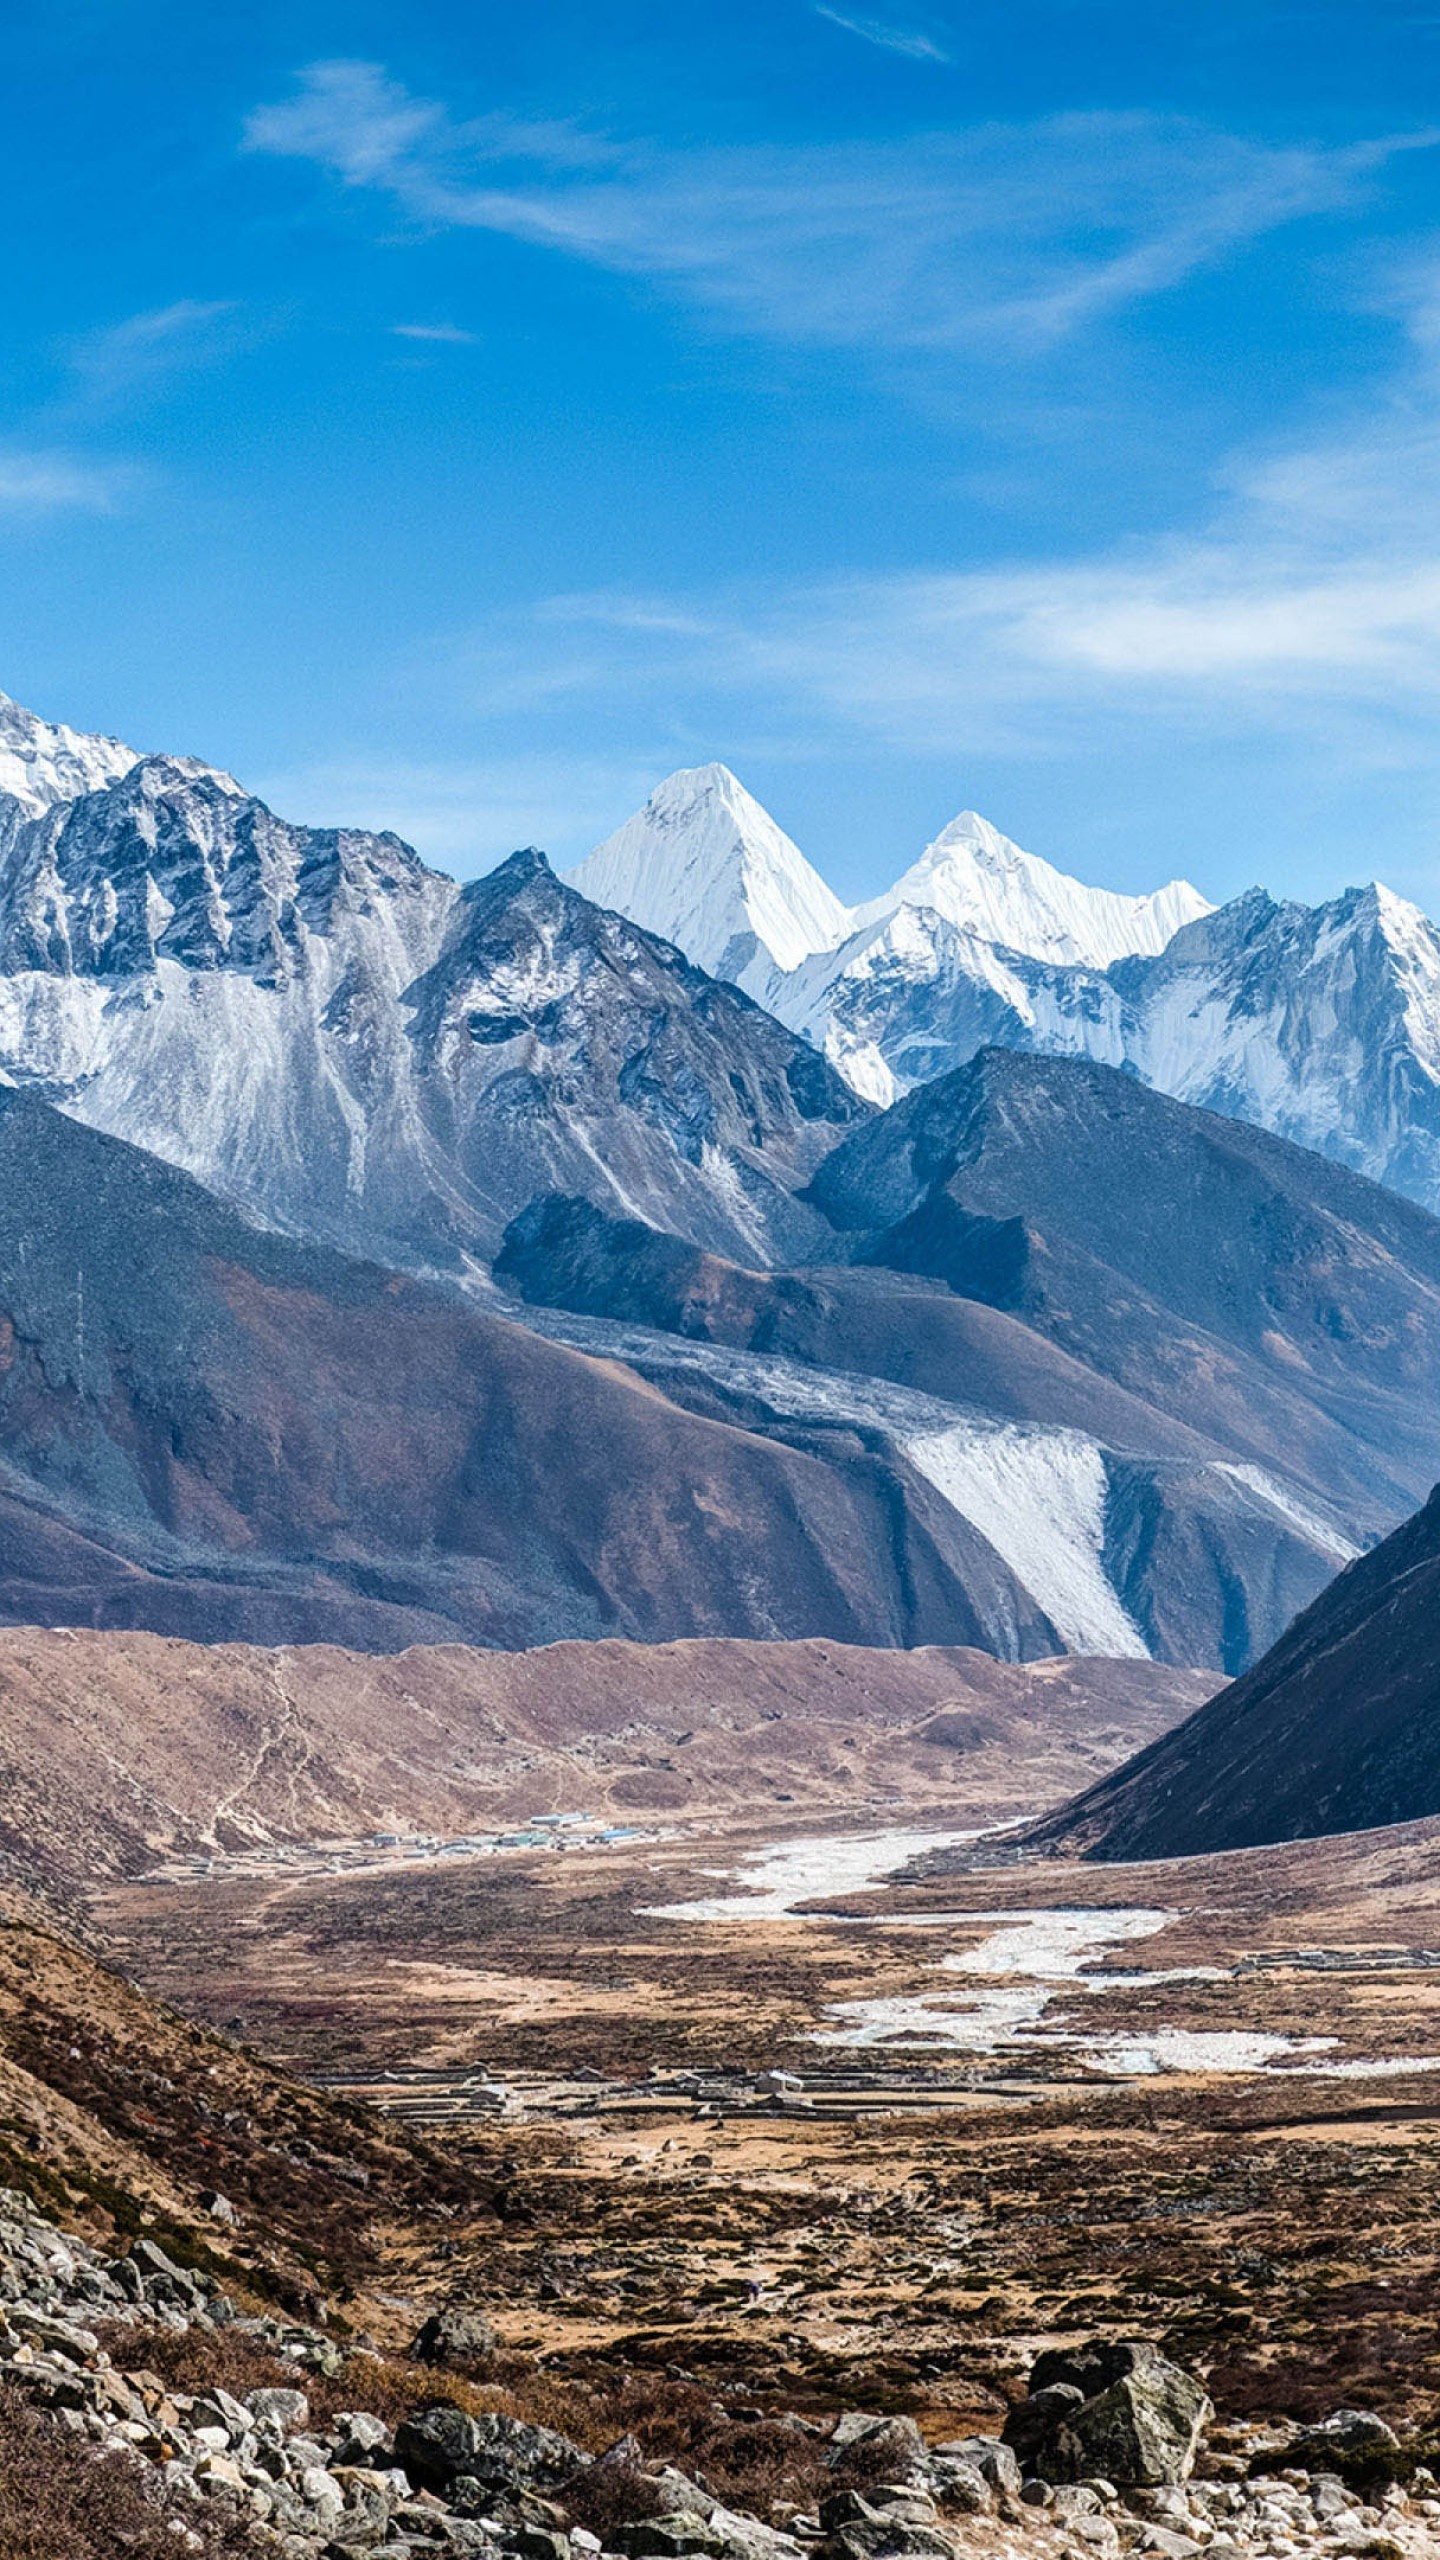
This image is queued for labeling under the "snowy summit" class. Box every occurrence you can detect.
[569,763,851,993]
[852,808,1211,970]
[0,688,139,827]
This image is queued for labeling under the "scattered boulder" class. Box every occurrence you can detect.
[1287,2408,1405,2490]
[926,2456,990,2514]
[1004,2341,1212,2488]
[933,2437,1020,2498]
[614,2521,730,2558]
[395,2404,586,2498]
[1003,2384,1086,2471]
[410,2302,499,2369]
[826,2412,930,2487]
[247,2384,311,2433]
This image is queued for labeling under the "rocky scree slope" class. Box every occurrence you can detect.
[1030,1477,1440,1862]
[0,1084,1085,1656]
[0,2178,1434,2560]
[0,701,864,1276]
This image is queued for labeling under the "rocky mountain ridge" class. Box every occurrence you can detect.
[0,703,865,1275]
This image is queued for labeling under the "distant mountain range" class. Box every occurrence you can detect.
[575,763,1440,1216]
[5,684,1440,1672]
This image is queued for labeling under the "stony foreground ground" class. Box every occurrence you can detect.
[1,2178,1438,2559]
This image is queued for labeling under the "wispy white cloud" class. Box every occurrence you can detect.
[813,7,953,63]
[0,450,127,515]
[456,290,1440,774]
[391,320,477,343]
[68,299,242,403]
[245,61,1410,354]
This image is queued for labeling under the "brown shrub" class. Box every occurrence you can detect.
[562,2448,672,2540]
[557,2373,829,2521]
[0,2380,257,2557]
[93,2318,298,2403]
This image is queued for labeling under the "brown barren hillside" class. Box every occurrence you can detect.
[0,1626,1212,1893]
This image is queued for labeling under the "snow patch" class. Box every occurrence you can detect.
[904,1424,1150,1658]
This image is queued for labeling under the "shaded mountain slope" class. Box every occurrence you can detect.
[493,1039,1440,1673]
[806,1046,1440,1530]
[1030,1483,1440,1861]
[0,1887,497,2333]
[496,1193,1214,1455]
[0,1087,1064,1656]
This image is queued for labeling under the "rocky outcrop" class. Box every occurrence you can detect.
[408,2305,497,2371]
[1003,2342,1212,2488]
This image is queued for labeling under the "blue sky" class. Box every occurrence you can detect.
[4,0,1440,906]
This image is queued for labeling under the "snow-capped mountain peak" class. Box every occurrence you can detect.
[856,807,1212,969]
[568,762,851,991]
[0,688,139,821]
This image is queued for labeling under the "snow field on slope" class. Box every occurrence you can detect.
[904,1422,1149,1657]
[513,1311,1186,1658]
[1213,1464,1360,1565]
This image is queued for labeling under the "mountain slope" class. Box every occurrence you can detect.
[0,1082,1075,1656]
[805,1047,1440,1536]
[0,716,865,1273]
[569,763,850,990]
[1094,884,1440,1208]
[1031,1483,1440,1860]
[0,1624,1211,1895]
[497,1197,1355,1672]
[494,1038,1440,1673]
